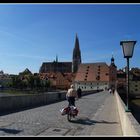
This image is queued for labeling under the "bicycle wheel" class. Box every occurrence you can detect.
[67,112,72,122]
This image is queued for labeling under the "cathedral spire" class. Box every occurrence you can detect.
[75,33,80,51]
[72,33,82,73]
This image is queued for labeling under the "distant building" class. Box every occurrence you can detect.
[0,70,12,87]
[109,56,117,89]
[39,34,81,89]
[116,67,140,97]
[19,68,32,75]
[74,56,118,91]
[39,34,119,91]
[74,62,110,91]
[39,72,76,90]
[39,60,72,73]
[116,69,126,94]
[39,34,81,74]
[129,68,140,96]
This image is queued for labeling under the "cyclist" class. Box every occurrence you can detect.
[66,84,78,107]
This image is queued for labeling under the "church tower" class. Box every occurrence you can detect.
[72,34,81,73]
[109,55,117,89]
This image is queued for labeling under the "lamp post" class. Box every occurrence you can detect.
[120,40,136,112]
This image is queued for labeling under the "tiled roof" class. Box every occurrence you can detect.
[75,63,109,82]
[39,72,75,88]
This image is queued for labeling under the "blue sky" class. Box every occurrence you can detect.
[0,4,140,74]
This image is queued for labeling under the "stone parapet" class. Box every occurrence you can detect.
[115,91,140,136]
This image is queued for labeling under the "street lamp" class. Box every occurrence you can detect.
[120,40,137,112]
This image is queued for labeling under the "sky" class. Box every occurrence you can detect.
[0,3,140,74]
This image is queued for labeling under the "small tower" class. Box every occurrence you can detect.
[109,55,117,89]
[56,54,58,63]
[72,34,81,73]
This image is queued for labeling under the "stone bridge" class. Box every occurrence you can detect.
[0,91,139,136]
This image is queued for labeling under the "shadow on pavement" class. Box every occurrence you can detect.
[0,128,22,134]
[70,118,118,125]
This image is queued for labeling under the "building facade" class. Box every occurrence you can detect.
[39,72,76,90]
[74,63,110,91]
[129,68,140,96]
[116,69,126,90]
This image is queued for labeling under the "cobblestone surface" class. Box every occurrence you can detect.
[0,91,109,136]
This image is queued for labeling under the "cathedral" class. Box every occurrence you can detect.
[39,34,118,91]
[39,34,81,73]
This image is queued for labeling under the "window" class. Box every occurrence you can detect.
[98,66,100,70]
[96,76,100,80]
[135,85,138,87]
[91,87,92,89]
[135,89,138,91]
[106,73,109,76]
[85,86,86,89]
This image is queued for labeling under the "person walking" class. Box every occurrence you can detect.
[112,87,115,95]
[66,84,78,107]
[109,88,112,94]
[77,87,82,98]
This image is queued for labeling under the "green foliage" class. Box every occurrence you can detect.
[10,69,51,93]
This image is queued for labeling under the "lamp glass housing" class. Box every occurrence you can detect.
[120,41,136,58]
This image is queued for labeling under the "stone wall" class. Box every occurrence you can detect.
[0,90,97,113]
[115,91,140,136]
[0,91,66,113]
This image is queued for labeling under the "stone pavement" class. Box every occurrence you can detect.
[90,93,123,136]
[0,91,123,136]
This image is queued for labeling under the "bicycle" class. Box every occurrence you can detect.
[67,106,78,122]
[60,106,79,122]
